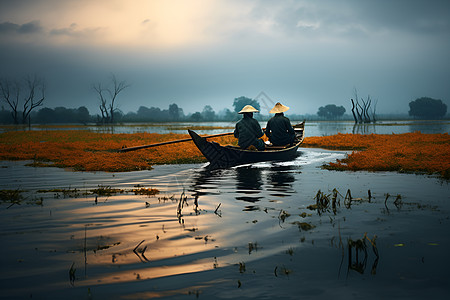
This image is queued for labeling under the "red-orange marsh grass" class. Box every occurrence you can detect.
[302,132,450,179]
[0,131,449,178]
[0,130,237,172]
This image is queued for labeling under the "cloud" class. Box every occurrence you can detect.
[242,0,450,42]
[0,0,449,115]
[0,20,43,35]
[0,21,19,33]
[18,20,43,34]
[49,23,104,39]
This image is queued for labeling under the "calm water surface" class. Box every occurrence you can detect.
[0,121,449,299]
[1,150,449,299]
[2,120,450,136]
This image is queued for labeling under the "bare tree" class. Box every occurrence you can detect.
[351,88,377,124]
[0,79,20,124]
[360,96,371,123]
[22,75,45,125]
[370,98,378,122]
[93,74,129,124]
[0,75,45,124]
[93,83,110,123]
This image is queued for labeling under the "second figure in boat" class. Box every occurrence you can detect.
[265,102,296,146]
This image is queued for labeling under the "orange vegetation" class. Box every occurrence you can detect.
[302,132,450,179]
[0,130,449,178]
[0,130,236,172]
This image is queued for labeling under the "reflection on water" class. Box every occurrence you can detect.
[1,149,450,299]
[189,168,222,197]
[408,120,450,133]
[266,165,296,196]
[235,166,264,205]
[2,120,448,136]
[317,121,351,135]
[352,123,378,134]
[235,166,263,192]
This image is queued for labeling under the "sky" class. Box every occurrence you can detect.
[1,0,449,116]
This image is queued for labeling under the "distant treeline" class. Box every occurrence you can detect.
[0,104,240,124]
[0,103,447,125]
[0,106,92,124]
[0,103,328,124]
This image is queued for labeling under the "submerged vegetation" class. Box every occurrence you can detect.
[0,130,448,178]
[0,186,161,208]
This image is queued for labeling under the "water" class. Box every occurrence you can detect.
[2,120,450,136]
[0,122,449,299]
[1,155,449,298]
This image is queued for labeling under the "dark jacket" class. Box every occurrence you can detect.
[234,114,264,149]
[265,113,296,146]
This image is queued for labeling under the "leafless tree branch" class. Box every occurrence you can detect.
[1,75,45,124]
[93,74,129,124]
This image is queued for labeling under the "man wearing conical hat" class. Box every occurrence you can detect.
[265,102,296,146]
[233,105,265,151]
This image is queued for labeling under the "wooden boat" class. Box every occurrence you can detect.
[188,121,305,169]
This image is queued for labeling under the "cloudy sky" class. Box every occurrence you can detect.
[1,0,449,115]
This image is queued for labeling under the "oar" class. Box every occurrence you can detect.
[117,131,234,153]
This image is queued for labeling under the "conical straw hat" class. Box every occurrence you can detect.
[238,105,259,114]
[269,102,290,113]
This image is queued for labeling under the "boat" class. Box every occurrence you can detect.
[188,121,305,169]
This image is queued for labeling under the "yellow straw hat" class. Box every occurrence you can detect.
[238,105,259,114]
[269,102,290,113]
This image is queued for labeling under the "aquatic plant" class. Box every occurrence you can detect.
[69,263,76,286]
[292,221,315,231]
[346,233,379,275]
[0,189,23,202]
[91,185,124,196]
[278,209,291,222]
[238,262,246,273]
[132,187,159,196]
[0,130,236,172]
[1,130,448,177]
[37,187,83,198]
[133,240,149,263]
[274,265,292,277]
[303,132,450,179]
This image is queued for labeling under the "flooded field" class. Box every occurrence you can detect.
[1,147,449,299]
[0,121,449,299]
[2,119,450,136]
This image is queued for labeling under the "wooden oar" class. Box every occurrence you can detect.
[117,131,234,153]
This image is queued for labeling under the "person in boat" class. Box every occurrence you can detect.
[234,105,265,151]
[265,102,296,146]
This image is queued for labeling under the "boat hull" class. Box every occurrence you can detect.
[188,122,305,169]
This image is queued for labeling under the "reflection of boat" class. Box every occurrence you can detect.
[188,121,305,169]
[267,165,296,196]
[236,166,263,192]
[235,166,263,204]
